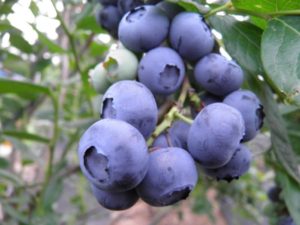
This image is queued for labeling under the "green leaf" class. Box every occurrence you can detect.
[0,79,52,100]
[261,86,300,183]
[232,0,300,13]
[250,16,267,30]
[9,33,34,54]
[261,16,300,101]
[3,204,29,224]
[76,15,104,33]
[0,0,17,15]
[30,1,39,16]
[0,20,13,32]
[278,171,300,225]
[33,58,52,72]
[89,41,109,56]
[248,78,300,184]
[2,130,50,144]
[41,177,63,210]
[0,157,9,169]
[1,51,31,76]
[36,30,66,54]
[209,15,264,75]
[0,169,23,185]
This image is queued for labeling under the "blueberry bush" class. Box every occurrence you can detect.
[0,0,299,225]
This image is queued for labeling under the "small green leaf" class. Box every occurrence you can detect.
[36,30,66,54]
[0,20,13,32]
[0,157,9,169]
[0,80,58,129]
[0,0,17,15]
[9,32,34,54]
[232,0,300,13]
[261,16,300,101]
[278,171,300,225]
[250,16,267,30]
[1,51,31,76]
[33,58,52,72]
[41,177,63,210]
[77,15,104,33]
[0,79,52,100]
[89,41,109,56]
[3,204,29,224]
[30,1,39,16]
[2,130,50,144]
[209,15,264,75]
[0,169,23,185]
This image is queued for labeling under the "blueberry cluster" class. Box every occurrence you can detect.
[96,0,164,38]
[80,0,265,211]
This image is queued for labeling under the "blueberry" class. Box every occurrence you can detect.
[138,47,185,95]
[156,2,184,20]
[118,0,144,15]
[267,186,281,202]
[152,120,190,149]
[169,12,214,62]
[101,80,158,138]
[89,63,111,94]
[96,5,122,38]
[78,119,149,192]
[204,144,252,182]
[188,103,245,168]
[223,90,264,141]
[194,53,244,96]
[137,147,198,206]
[103,48,138,82]
[91,184,138,210]
[118,5,170,52]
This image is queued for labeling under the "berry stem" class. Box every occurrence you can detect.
[177,77,191,109]
[147,107,177,146]
[188,89,203,115]
[174,111,193,125]
[147,78,194,147]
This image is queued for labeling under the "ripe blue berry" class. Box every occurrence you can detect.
[169,12,214,62]
[118,5,169,52]
[194,53,244,96]
[78,119,149,192]
[137,147,198,206]
[96,5,122,38]
[188,103,245,168]
[204,144,252,182]
[91,184,138,210]
[101,80,158,138]
[138,47,185,95]
[223,90,264,141]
